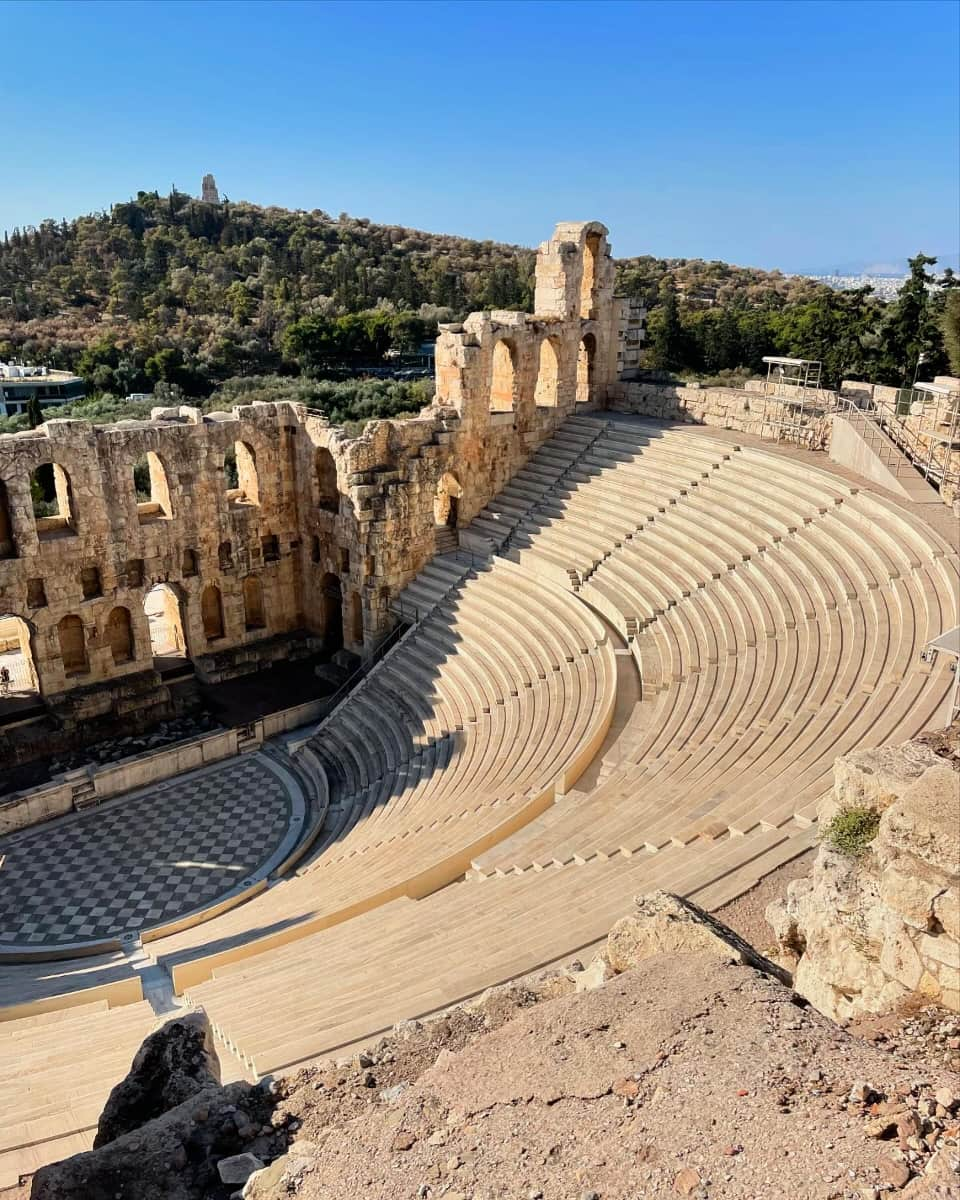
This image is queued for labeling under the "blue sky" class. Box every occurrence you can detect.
[3,0,958,271]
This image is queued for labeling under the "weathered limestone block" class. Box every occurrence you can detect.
[606,890,788,982]
[827,743,944,825]
[879,766,960,876]
[768,741,960,1020]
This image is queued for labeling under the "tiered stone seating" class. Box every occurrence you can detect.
[6,413,956,1186]
[0,1000,157,1188]
[184,820,817,1079]
[471,416,957,876]
[151,555,618,992]
[0,952,143,1022]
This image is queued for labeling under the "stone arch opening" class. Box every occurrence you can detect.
[145,583,188,659]
[133,450,172,522]
[0,614,40,703]
[57,613,88,676]
[579,232,601,319]
[226,441,259,506]
[434,471,463,528]
[218,540,234,571]
[31,462,75,538]
[348,591,363,646]
[243,575,266,631]
[316,447,339,513]
[310,535,322,564]
[534,337,561,408]
[320,572,343,651]
[201,584,225,642]
[576,332,597,405]
[106,605,135,665]
[490,339,517,413]
[181,548,199,578]
[0,481,16,559]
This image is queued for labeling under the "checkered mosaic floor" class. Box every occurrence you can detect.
[0,757,293,947]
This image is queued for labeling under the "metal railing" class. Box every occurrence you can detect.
[318,621,407,717]
[836,396,919,480]
[838,388,960,494]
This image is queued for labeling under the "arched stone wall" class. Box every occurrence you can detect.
[0,219,621,740]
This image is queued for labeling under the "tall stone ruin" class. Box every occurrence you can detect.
[201,174,220,204]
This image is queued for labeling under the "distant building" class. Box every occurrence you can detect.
[201,173,220,204]
[0,363,85,418]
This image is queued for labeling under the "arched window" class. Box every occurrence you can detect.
[31,463,75,537]
[319,573,342,651]
[434,471,462,528]
[576,333,597,405]
[144,583,187,659]
[0,481,16,559]
[181,548,198,578]
[226,441,259,506]
[243,575,266,630]
[218,540,233,571]
[534,338,561,408]
[579,232,601,319]
[133,451,172,522]
[315,447,339,513]
[201,584,225,641]
[0,614,40,700]
[490,339,517,413]
[106,606,134,664]
[58,614,88,675]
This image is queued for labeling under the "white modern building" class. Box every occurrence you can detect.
[0,363,85,418]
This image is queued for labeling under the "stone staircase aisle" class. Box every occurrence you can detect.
[390,414,610,625]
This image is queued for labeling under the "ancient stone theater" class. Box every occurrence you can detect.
[0,222,957,1187]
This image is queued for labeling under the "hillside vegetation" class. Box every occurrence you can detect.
[1,191,956,428]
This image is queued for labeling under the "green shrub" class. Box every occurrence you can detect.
[823,805,880,857]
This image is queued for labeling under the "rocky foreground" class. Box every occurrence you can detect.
[29,895,959,1200]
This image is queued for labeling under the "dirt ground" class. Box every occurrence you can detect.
[715,847,817,954]
[264,953,959,1200]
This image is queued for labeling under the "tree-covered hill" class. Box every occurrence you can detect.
[0,190,955,403]
[0,190,538,394]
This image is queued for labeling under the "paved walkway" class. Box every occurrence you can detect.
[0,755,301,949]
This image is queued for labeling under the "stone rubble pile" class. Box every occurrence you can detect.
[47,713,222,775]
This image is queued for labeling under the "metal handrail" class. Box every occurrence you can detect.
[838,391,960,491]
[319,621,406,716]
[836,396,916,478]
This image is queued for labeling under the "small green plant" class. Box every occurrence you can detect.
[823,805,880,857]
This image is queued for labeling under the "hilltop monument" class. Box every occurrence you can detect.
[201,173,220,204]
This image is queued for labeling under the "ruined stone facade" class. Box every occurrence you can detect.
[0,222,619,749]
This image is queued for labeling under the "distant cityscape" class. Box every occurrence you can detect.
[800,273,908,300]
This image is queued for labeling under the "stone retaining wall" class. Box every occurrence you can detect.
[608,380,832,448]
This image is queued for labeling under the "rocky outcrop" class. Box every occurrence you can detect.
[768,741,960,1022]
[27,896,960,1200]
[31,1013,283,1200]
[94,1012,221,1147]
[31,1080,277,1200]
[605,890,791,983]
